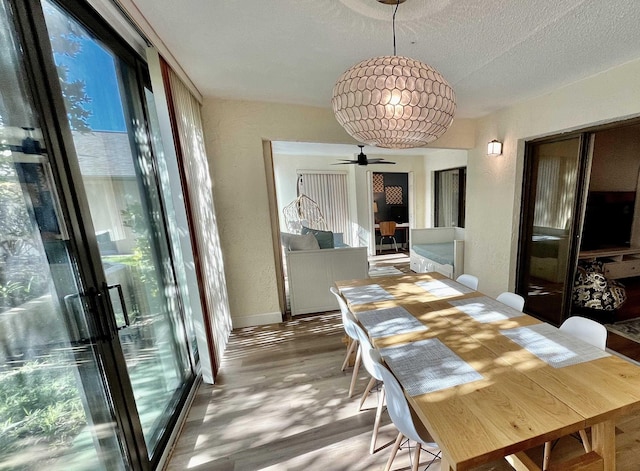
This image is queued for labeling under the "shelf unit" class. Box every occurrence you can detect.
[579,247,640,279]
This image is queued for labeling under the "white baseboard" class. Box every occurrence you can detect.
[232,311,283,328]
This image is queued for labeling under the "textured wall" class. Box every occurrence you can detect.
[200,98,475,326]
[468,58,640,298]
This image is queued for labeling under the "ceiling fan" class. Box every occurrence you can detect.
[333,145,396,166]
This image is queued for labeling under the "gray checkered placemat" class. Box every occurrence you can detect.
[379,338,483,396]
[356,306,428,338]
[340,284,395,305]
[501,323,610,368]
[415,279,474,298]
[448,296,524,323]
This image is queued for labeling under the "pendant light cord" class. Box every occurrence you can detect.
[392,0,400,55]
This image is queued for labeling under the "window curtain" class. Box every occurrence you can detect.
[533,155,577,230]
[436,169,459,227]
[162,59,231,368]
[298,172,350,242]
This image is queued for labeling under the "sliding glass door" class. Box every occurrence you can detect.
[1,0,197,468]
[517,136,590,325]
[41,1,192,456]
[0,1,126,467]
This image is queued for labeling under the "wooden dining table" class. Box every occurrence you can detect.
[335,272,640,471]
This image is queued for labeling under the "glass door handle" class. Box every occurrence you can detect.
[107,284,130,330]
[63,291,110,343]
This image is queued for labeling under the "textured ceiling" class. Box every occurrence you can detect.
[131,0,640,119]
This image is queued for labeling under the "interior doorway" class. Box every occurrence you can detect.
[370,171,413,255]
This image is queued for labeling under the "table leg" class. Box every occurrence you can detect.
[591,419,615,471]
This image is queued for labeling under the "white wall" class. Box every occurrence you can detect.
[469,58,640,298]
[200,98,474,327]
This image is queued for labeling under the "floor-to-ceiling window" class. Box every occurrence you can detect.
[0,1,197,469]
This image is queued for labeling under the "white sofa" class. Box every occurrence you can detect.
[410,227,465,279]
[286,246,368,315]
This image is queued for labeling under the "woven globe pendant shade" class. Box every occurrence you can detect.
[332,55,456,149]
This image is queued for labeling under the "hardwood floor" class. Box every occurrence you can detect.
[165,311,640,471]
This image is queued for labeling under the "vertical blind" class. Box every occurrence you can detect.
[298,172,350,242]
[164,62,232,367]
[436,169,460,227]
[533,155,577,230]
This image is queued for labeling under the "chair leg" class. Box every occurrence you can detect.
[359,377,376,411]
[543,441,551,471]
[348,345,362,398]
[384,431,404,471]
[341,338,357,371]
[370,385,385,454]
[392,236,398,252]
[412,441,421,471]
[579,429,591,452]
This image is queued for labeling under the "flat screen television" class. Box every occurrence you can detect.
[580,191,635,251]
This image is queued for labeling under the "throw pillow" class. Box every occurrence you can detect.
[288,233,320,251]
[280,232,298,251]
[301,226,334,249]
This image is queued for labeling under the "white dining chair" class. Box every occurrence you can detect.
[542,316,607,470]
[369,348,441,471]
[559,316,607,350]
[456,273,479,290]
[330,287,387,454]
[330,287,360,396]
[496,291,525,312]
[351,323,388,454]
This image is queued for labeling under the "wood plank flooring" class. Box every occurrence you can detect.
[165,311,640,471]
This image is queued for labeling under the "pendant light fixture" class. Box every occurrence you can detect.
[331,0,456,149]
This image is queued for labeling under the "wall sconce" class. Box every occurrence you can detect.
[488,139,503,156]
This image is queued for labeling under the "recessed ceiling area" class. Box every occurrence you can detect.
[130,0,640,119]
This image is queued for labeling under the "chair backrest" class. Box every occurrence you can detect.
[456,273,479,290]
[496,292,525,312]
[559,316,607,350]
[353,324,385,381]
[369,349,436,446]
[330,287,359,341]
[379,221,397,236]
[329,287,384,381]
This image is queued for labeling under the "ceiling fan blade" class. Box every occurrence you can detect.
[366,158,396,164]
[331,161,358,165]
